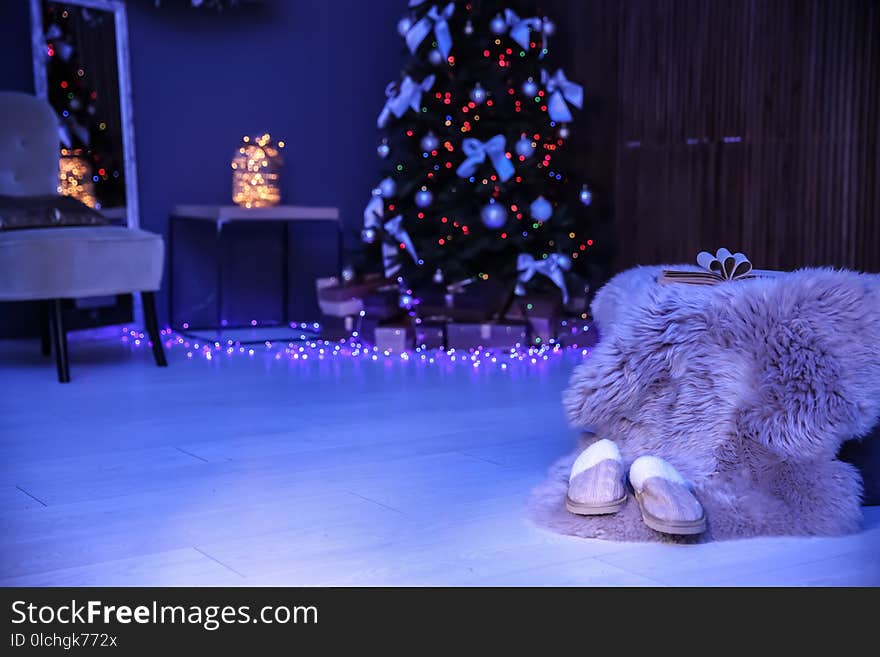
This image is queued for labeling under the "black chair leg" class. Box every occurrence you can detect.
[142,291,167,367]
[39,301,51,356]
[48,299,70,383]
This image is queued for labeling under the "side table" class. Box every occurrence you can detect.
[169,205,341,331]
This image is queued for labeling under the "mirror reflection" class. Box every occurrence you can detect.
[34,1,128,219]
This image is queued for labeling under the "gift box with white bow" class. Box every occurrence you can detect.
[316,275,385,317]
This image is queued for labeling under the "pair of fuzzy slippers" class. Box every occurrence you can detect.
[567,439,706,536]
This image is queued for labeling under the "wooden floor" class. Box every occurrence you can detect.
[1,328,878,587]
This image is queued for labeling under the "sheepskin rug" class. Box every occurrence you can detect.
[531,266,880,542]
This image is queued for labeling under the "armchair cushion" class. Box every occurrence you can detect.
[0,226,164,301]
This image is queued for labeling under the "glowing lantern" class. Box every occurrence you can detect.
[231,133,284,208]
[58,148,96,208]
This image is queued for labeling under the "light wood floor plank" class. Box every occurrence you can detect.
[1,331,877,586]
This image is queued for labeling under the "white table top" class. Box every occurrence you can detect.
[171,205,340,222]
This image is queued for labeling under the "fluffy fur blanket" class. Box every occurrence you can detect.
[531,266,880,542]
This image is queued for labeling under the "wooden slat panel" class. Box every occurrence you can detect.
[593,0,880,272]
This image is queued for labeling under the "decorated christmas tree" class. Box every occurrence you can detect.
[363,0,598,315]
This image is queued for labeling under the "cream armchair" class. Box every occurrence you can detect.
[0,91,166,382]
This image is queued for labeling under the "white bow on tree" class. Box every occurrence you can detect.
[456,134,515,182]
[541,69,583,123]
[377,74,436,128]
[382,216,419,278]
[405,4,455,58]
[363,196,383,231]
[515,253,571,303]
[503,9,542,50]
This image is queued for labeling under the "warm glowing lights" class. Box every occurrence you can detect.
[58,148,96,208]
[231,133,284,208]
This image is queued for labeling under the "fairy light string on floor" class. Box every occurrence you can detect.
[119,322,596,371]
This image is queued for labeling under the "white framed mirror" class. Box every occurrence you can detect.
[29,0,139,229]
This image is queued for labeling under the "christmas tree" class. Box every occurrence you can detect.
[363,0,598,314]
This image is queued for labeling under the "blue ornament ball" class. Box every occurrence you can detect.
[481,201,507,230]
[378,177,397,198]
[377,141,390,158]
[530,196,553,222]
[515,136,534,158]
[361,227,377,243]
[522,77,538,97]
[415,188,433,208]
[579,185,593,206]
[397,15,413,37]
[470,84,487,104]
[490,13,507,35]
[420,131,439,152]
[428,49,444,66]
[542,18,556,36]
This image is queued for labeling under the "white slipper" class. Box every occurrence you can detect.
[566,439,628,515]
[629,456,706,535]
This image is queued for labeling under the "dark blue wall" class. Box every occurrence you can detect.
[1,0,404,323]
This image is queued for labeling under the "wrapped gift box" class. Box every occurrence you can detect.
[316,275,384,317]
[415,319,446,349]
[320,314,357,341]
[505,294,562,343]
[563,273,591,315]
[418,279,507,321]
[564,294,590,315]
[374,324,414,352]
[363,288,403,321]
[353,316,381,344]
[556,320,600,348]
[446,321,529,350]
